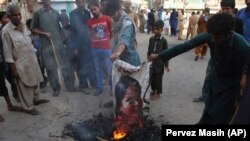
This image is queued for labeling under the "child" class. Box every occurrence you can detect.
[147,20,170,100]
[26,19,48,89]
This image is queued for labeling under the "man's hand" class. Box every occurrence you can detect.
[111,52,121,61]
[148,54,160,61]
[45,32,51,39]
[165,67,170,72]
[10,64,20,79]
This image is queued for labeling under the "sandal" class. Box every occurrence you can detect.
[193,97,205,102]
[34,99,50,105]
[0,114,4,122]
[25,109,40,115]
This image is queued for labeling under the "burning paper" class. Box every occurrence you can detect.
[112,60,150,135]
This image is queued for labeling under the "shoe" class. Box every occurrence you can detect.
[93,90,102,96]
[81,88,91,94]
[103,101,113,108]
[193,97,205,102]
[34,99,50,105]
[26,109,40,115]
[53,90,60,97]
[194,56,199,61]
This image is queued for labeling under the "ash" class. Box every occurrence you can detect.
[62,113,161,141]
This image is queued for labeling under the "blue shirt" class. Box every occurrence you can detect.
[237,8,250,43]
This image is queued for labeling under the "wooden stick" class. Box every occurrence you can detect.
[96,136,108,141]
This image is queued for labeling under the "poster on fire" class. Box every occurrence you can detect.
[112,60,150,137]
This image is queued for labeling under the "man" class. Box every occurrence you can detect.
[169,9,178,37]
[0,11,25,122]
[194,8,210,61]
[124,0,138,28]
[70,0,96,93]
[193,0,244,102]
[2,5,49,115]
[147,9,155,34]
[87,0,112,96]
[149,13,250,124]
[31,0,73,95]
[186,12,198,40]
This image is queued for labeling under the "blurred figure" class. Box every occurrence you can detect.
[177,9,184,40]
[138,9,146,33]
[169,9,178,36]
[194,8,210,61]
[147,9,155,34]
[124,0,138,28]
[70,0,97,94]
[186,12,198,40]
[162,10,170,35]
[26,19,48,89]
[31,0,73,95]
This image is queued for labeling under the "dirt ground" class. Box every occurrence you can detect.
[0,32,208,141]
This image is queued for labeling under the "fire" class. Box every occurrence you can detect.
[113,131,126,140]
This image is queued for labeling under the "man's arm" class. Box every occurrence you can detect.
[2,31,19,79]
[31,11,51,39]
[149,32,210,61]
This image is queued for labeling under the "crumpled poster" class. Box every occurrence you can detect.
[112,60,150,134]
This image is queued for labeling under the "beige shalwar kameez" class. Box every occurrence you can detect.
[2,22,43,111]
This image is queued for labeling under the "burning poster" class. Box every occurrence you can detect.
[112,60,150,137]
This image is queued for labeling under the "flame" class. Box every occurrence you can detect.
[113,131,126,140]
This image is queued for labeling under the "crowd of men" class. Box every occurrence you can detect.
[0,0,249,126]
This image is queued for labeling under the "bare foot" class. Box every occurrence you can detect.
[8,106,25,112]
[0,114,4,122]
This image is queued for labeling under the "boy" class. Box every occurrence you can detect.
[149,13,250,124]
[26,19,48,89]
[147,20,170,100]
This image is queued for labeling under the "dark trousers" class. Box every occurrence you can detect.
[78,49,96,89]
[4,63,18,98]
[147,23,154,34]
[150,73,163,94]
[0,62,8,97]
[201,59,212,100]
[170,27,177,36]
[47,67,74,91]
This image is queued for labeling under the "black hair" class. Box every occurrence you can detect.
[220,0,235,8]
[26,18,32,28]
[154,20,164,28]
[0,11,6,20]
[207,13,234,35]
[103,0,121,16]
[115,75,141,116]
[88,0,100,9]
[191,11,195,15]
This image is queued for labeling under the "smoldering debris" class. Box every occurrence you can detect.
[62,113,114,141]
[62,113,161,141]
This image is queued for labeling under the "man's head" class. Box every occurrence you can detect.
[76,0,86,10]
[59,12,69,27]
[0,11,9,25]
[6,4,21,26]
[88,0,101,18]
[104,0,121,21]
[207,13,234,44]
[154,20,164,37]
[42,0,51,9]
[191,11,196,16]
[220,0,235,15]
[124,0,132,10]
